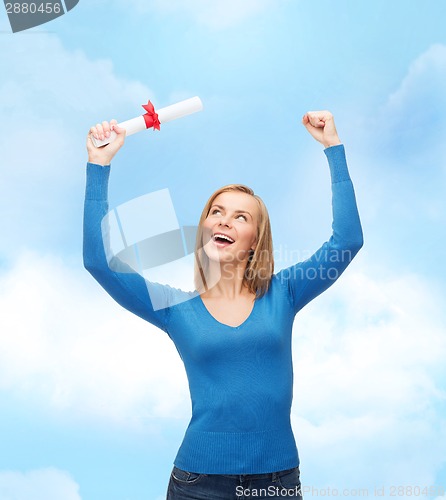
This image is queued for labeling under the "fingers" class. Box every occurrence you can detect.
[303,112,322,128]
[303,111,333,128]
[302,110,340,148]
[86,118,127,164]
[110,119,126,134]
[112,123,126,135]
[89,119,118,141]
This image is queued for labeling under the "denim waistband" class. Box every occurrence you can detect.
[219,466,298,481]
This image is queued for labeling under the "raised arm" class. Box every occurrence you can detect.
[83,120,172,333]
[276,111,364,314]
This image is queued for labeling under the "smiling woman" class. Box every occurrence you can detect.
[195,185,274,302]
[83,111,363,499]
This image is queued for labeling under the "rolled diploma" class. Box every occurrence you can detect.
[91,96,203,148]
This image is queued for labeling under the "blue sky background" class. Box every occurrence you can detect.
[1,1,446,499]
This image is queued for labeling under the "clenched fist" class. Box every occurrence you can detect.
[86,119,126,166]
[302,111,341,149]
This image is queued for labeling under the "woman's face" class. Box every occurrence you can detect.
[201,191,259,264]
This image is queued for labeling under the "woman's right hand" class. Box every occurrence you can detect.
[86,119,126,166]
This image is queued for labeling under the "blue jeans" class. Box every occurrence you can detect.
[166,465,303,499]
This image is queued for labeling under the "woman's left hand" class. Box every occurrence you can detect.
[302,111,341,148]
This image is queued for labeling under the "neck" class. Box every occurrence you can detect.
[202,259,251,299]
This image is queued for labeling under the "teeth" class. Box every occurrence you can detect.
[213,233,235,243]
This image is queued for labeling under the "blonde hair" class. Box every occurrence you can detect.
[194,184,274,299]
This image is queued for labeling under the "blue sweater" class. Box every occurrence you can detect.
[83,144,363,474]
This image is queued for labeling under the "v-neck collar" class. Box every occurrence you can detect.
[196,294,258,330]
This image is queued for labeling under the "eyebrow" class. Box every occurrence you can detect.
[210,204,253,218]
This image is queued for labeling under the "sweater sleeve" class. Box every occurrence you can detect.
[83,162,172,334]
[276,144,364,315]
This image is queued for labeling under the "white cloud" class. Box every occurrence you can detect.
[0,251,190,428]
[126,0,279,29]
[0,468,81,500]
[2,33,150,110]
[0,33,153,259]
[386,43,446,114]
[295,270,446,417]
[379,43,446,162]
[290,268,446,493]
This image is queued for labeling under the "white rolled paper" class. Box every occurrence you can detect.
[90,96,203,148]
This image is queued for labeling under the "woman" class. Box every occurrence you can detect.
[84,111,363,499]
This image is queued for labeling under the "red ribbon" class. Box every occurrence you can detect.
[142,100,161,130]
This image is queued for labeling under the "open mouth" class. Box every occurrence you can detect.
[212,233,235,247]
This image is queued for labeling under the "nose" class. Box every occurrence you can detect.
[218,215,232,227]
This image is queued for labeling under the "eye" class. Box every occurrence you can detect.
[211,209,221,215]
[237,214,247,221]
